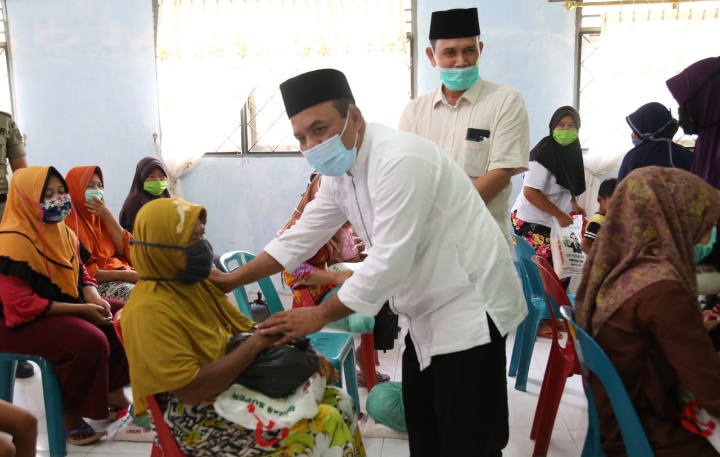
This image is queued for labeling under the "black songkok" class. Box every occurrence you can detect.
[429,7,480,40]
[280,69,355,118]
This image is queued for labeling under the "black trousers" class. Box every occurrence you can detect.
[402,315,509,457]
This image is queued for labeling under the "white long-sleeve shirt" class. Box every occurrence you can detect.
[265,123,526,370]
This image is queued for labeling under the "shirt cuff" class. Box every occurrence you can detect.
[264,238,302,272]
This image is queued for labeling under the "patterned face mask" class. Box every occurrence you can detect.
[41,194,73,224]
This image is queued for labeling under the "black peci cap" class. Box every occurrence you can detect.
[429,7,481,40]
[280,69,355,118]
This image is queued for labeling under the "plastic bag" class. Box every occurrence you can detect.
[681,400,720,452]
[550,214,586,278]
[249,292,271,323]
[214,373,326,447]
[226,332,319,398]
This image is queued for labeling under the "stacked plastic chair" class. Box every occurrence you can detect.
[220,250,360,416]
[508,234,551,392]
[530,255,582,456]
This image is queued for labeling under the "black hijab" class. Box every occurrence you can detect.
[529,106,586,197]
[617,102,693,182]
[119,157,171,233]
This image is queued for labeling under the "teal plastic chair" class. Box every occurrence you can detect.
[508,234,551,392]
[559,306,654,457]
[0,354,67,457]
[220,250,360,417]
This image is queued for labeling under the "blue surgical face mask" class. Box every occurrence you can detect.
[631,138,642,147]
[695,226,717,263]
[437,65,480,92]
[302,114,358,177]
[85,188,104,202]
[41,194,73,224]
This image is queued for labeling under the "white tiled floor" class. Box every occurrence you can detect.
[10,297,588,457]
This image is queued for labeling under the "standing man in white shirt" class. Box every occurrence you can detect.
[211,69,526,457]
[399,7,530,243]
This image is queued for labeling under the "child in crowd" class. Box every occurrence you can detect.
[581,178,617,255]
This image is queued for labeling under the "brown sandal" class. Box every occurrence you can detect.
[65,422,106,446]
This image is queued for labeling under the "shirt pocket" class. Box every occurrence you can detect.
[462,139,490,178]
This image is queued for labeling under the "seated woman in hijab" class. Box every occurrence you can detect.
[575,167,720,457]
[281,173,361,308]
[667,56,720,189]
[0,166,130,446]
[119,156,170,233]
[616,102,693,182]
[65,166,138,301]
[122,197,365,457]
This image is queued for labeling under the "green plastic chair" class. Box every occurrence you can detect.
[220,250,360,417]
[0,354,66,457]
[560,306,654,457]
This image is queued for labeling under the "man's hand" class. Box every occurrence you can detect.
[258,307,325,346]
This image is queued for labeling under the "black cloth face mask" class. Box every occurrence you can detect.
[130,238,215,284]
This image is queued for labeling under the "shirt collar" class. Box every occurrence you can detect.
[432,78,484,109]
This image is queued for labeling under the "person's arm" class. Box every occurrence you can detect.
[523,186,572,227]
[209,251,285,293]
[94,269,139,284]
[258,290,355,345]
[302,269,352,286]
[641,284,720,417]
[85,196,128,257]
[171,330,281,405]
[571,197,586,217]
[580,237,593,255]
[476,90,530,203]
[473,168,514,203]
[8,156,27,171]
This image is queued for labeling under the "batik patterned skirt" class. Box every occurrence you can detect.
[162,386,365,457]
[97,280,134,302]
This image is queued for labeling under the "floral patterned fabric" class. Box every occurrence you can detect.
[283,245,337,308]
[161,386,365,457]
[575,167,720,336]
[511,211,552,262]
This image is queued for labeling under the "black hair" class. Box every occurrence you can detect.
[332,98,353,118]
[598,178,617,199]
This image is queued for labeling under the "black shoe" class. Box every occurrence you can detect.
[15,361,35,379]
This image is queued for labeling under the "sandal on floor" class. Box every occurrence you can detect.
[65,422,107,446]
[537,322,563,340]
[356,370,391,388]
[106,405,130,421]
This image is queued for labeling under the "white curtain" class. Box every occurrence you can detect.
[156,0,409,196]
[578,5,720,214]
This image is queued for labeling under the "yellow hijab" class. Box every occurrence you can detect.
[0,166,79,299]
[122,198,254,415]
